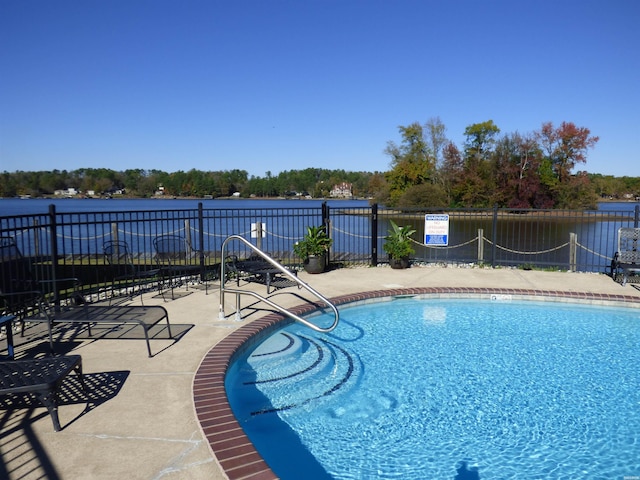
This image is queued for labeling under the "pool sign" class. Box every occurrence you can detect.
[251,222,266,238]
[424,214,449,246]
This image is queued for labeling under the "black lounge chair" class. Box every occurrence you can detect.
[1,236,173,357]
[0,355,85,431]
[611,227,640,286]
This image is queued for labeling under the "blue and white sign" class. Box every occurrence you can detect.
[424,214,449,246]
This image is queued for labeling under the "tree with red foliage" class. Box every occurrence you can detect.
[538,122,599,184]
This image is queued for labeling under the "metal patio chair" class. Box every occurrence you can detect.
[611,227,640,286]
[0,236,68,352]
[153,234,202,300]
[103,240,159,305]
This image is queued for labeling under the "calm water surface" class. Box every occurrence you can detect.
[0,197,370,216]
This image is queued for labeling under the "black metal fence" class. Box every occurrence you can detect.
[2,203,639,300]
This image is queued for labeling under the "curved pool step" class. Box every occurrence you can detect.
[231,332,361,418]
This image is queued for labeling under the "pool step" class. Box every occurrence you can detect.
[232,331,361,418]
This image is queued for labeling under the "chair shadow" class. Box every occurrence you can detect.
[0,370,130,479]
[57,323,194,357]
[0,408,62,479]
[0,370,130,429]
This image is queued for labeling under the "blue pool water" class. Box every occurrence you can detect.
[225,298,640,479]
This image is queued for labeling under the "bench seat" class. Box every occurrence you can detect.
[49,305,173,357]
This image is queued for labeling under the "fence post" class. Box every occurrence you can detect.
[254,221,263,250]
[322,202,330,268]
[48,204,60,309]
[491,205,498,268]
[569,232,577,272]
[185,219,192,255]
[635,205,639,228]
[111,222,118,245]
[371,203,378,266]
[198,202,205,281]
[34,219,40,256]
[477,228,484,263]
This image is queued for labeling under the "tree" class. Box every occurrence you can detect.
[553,171,598,209]
[463,120,500,167]
[492,133,552,208]
[0,172,18,197]
[123,169,146,192]
[458,120,501,207]
[537,121,599,208]
[538,122,599,184]
[384,122,435,206]
[440,141,463,206]
[367,172,389,204]
[396,183,448,208]
[424,117,447,170]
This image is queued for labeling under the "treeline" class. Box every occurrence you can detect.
[1,118,639,208]
[0,167,381,200]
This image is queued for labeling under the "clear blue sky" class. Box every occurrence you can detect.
[1,0,638,178]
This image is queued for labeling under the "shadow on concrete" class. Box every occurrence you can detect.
[0,370,130,479]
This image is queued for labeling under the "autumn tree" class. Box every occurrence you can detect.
[492,133,553,208]
[538,122,599,208]
[439,141,463,206]
[538,122,599,184]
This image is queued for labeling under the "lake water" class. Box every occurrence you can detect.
[1,198,638,217]
[0,197,371,216]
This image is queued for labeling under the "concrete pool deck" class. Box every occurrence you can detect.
[2,265,640,479]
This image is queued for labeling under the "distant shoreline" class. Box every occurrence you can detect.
[8,194,364,201]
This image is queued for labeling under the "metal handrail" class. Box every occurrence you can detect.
[218,235,340,332]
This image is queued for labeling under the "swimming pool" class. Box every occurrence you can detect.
[224,296,640,479]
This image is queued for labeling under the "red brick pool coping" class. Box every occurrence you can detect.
[192,287,640,479]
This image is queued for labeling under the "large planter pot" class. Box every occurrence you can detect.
[389,256,410,269]
[303,254,326,274]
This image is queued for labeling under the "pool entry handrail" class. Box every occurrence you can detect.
[218,235,340,332]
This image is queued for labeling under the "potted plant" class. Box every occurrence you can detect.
[293,225,333,274]
[383,220,416,269]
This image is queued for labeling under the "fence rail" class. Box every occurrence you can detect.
[2,203,639,302]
